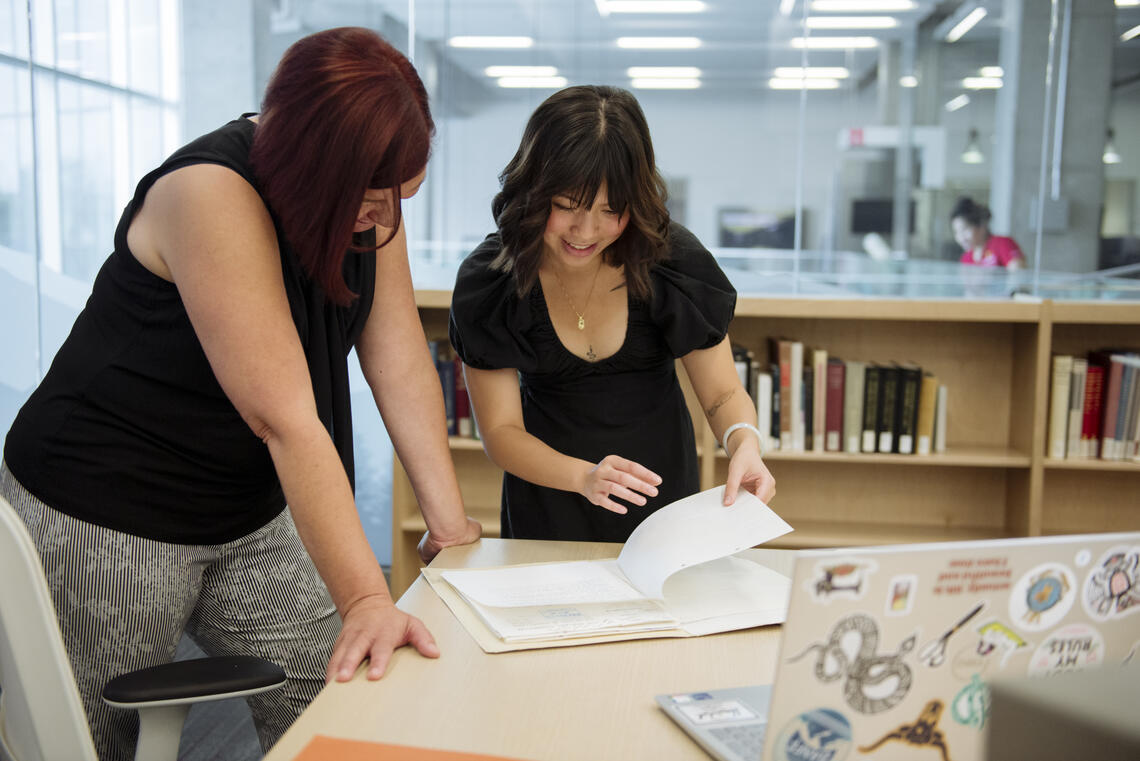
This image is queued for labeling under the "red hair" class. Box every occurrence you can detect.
[250,27,434,305]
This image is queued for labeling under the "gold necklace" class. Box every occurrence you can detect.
[550,262,602,331]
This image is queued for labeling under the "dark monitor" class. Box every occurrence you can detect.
[851,199,915,235]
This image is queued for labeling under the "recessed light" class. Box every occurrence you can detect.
[945,94,971,112]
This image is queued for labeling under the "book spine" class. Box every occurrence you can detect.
[812,348,828,453]
[895,366,920,455]
[756,372,773,454]
[1048,355,1073,459]
[803,365,814,452]
[1067,359,1087,458]
[437,345,457,436]
[862,365,880,453]
[1117,362,1138,462]
[769,362,781,451]
[877,365,899,454]
[843,361,865,454]
[1081,364,1104,458]
[934,385,948,454]
[1100,358,1124,460]
[790,341,805,452]
[778,341,793,450]
[915,373,939,456]
[825,358,845,452]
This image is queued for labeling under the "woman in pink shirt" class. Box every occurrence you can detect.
[951,197,1026,269]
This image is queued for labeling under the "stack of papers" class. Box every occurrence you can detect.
[425,486,794,651]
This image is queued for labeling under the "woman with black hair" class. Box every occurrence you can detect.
[951,196,1025,269]
[449,85,775,543]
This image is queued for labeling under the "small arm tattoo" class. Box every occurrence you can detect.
[705,390,735,419]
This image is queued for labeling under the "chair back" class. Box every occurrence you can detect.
[0,493,98,761]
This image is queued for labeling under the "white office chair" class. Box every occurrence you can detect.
[0,493,287,761]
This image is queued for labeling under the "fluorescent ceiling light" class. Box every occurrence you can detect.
[617,36,701,49]
[979,66,1003,78]
[497,76,568,88]
[805,16,898,29]
[485,66,558,77]
[774,66,850,78]
[769,77,842,89]
[631,77,701,89]
[1116,0,1139,6]
[963,76,1002,89]
[449,36,533,48]
[599,0,707,12]
[811,0,916,9]
[627,66,701,78]
[791,36,878,48]
[943,6,987,43]
[1123,24,1140,42]
[779,0,795,14]
[944,94,971,111]
[899,75,918,87]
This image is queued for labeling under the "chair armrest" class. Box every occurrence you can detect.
[102,656,286,708]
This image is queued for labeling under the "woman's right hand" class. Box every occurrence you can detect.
[579,455,662,514]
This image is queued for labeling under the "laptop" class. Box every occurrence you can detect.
[657,531,1140,761]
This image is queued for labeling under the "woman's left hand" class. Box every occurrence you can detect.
[723,442,776,506]
[325,594,440,683]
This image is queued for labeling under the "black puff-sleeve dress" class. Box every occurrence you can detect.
[449,222,737,542]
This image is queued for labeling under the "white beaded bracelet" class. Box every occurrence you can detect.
[722,422,765,455]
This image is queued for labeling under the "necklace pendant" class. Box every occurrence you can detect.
[577,316,585,330]
[587,345,597,361]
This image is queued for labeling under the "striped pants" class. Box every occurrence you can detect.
[0,464,339,761]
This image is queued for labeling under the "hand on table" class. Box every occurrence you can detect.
[418,516,483,565]
[579,455,662,514]
[326,595,439,683]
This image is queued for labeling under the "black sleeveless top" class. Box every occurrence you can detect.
[448,223,735,542]
[4,116,376,544]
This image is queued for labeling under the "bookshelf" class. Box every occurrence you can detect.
[388,294,1140,596]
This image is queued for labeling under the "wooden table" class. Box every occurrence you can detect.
[264,538,793,761]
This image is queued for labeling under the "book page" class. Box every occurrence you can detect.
[466,599,677,643]
[618,486,793,600]
[661,555,791,633]
[440,560,642,607]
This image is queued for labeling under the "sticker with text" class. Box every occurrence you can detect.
[787,613,915,714]
[1027,623,1104,677]
[1082,546,1140,621]
[857,700,953,760]
[1009,563,1076,632]
[932,555,1011,599]
[773,708,853,761]
[809,559,878,603]
[676,699,758,725]
[885,574,917,617]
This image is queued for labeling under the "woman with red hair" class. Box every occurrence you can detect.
[2,27,479,759]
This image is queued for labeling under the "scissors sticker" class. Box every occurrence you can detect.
[918,602,984,668]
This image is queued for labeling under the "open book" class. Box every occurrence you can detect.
[422,486,793,652]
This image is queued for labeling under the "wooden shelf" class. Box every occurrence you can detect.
[718,446,1032,468]
[1043,458,1140,472]
[387,294,1140,598]
[764,520,1011,550]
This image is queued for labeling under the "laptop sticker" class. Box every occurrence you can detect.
[1082,547,1140,620]
[676,699,758,725]
[884,574,917,617]
[1027,622,1104,677]
[787,613,916,714]
[972,620,1029,670]
[857,699,954,761]
[810,560,878,603]
[772,708,853,761]
[950,674,990,731]
[1009,562,1076,631]
[933,554,1011,599]
[918,602,985,668]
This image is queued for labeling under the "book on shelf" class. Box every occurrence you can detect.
[811,348,828,453]
[423,486,793,653]
[1067,358,1087,459]
[1081,362,1105,458]
[843,360,866,454]
[1118,355,1140,461]
[1048,354,1073,459]
[893,363,922,455]
[802,363,814,452]
[732,343,752,392]
[824,357,845,452]
[769,361,781,451]
[790,341,805,451]
[771,338,793,451]
[934,384,948,454]
[428,340,458,436]
[915,372,940,456]
[454,355,472,438]
[876,364,900,454]
[755,371,774,454]
[861,364,881,453]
